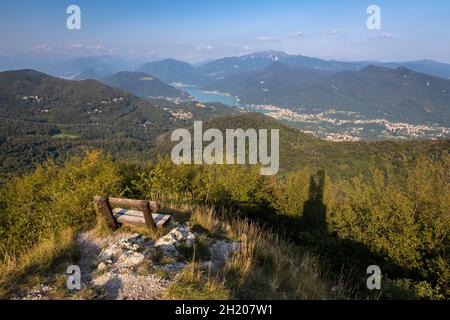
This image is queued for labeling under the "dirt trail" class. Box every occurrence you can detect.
[12,224,239,300]
[76,231,176,300]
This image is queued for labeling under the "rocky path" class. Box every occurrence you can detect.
[13,223,239,300]
[76,224,239,300]
[76,230,184,300]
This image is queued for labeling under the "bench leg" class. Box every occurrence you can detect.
[96,196,119,229]
[141,201,157,231]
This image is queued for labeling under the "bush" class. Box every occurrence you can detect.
[326,156,450,297]
[273,168,311,216]
[0,151,122,259]
[382,278,443,300]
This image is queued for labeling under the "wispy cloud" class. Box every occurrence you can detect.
[67,43,84,49]
[32,43,116,55]
[196,45,214,51]
[65,43,115,54]
[324,29,340,35]
[32,44,51,51]
[290,32,305,38]
[257,36,280,42]
[367,33,396,40]
[94,44,107,50]
[378,32,396,39]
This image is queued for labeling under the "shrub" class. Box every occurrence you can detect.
[0,151,122,259]
[273,167,312,216]
[326,156,450,297]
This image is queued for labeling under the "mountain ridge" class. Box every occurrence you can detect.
[137,58,211,85]
[207,63,450,126]
[199,51,450,80]
[0,69,170,125]
[102,71,190,99]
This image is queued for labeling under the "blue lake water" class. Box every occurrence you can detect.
[176,85,240,106]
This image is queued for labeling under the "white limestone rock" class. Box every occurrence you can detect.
[116,251,145,269]
[99,245,120,261]
[155,226,196,248]
[209,240,240,270]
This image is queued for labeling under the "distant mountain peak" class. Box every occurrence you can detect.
[74,68,102,81]
[4,69,50,78]
[137,58,209,85]
[264,61,292,71]
[396,66,410,71]
[158,58,193,66]
[361,65,392,73]
[241,50,289,61]
[253,50,289,56]
[102,71,188,99]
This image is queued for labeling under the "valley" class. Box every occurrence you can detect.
[166,84,450,141]
[0,54,449,302]
[173,84,240,106]
[243,104,450,141]
[6,51,449,142]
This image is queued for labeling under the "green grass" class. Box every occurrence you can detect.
[0,229,79,299]
[164,263,231,300]
[52,133,79,140]
[164,203,349,300]
[177,236,212,263]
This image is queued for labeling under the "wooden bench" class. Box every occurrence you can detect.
[93,196,171,231]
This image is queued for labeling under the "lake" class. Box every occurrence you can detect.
[175,85,240,107]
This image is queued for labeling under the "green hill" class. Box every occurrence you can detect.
[137,59,211,85]
[102,71,189,99]
[0,69,246,180]
[296,65,450,124]
[0,69,175,179]
[73,68,103,81]
[1,69,448,182]
[154,112,450,179]
[0,69,171,125]
[207,62,331,106]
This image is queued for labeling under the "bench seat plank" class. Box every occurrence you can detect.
[112,208,171,228]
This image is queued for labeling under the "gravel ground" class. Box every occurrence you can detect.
[11,226,239,300]
[76,231,175,300]
[92,272,171,300]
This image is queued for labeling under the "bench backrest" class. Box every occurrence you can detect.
[93,196,159,230]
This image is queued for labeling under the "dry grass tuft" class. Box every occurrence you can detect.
[0,228,78,298]
[164,262,230,300]
[165,202,350,300]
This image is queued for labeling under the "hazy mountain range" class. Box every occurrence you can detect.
[3,50,450,81]
[1,51,450,126]
[137,58,211,85]
[209,62,450,125]
[197,51,450,80]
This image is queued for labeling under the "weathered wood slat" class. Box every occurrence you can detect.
[108,197,159,213]
[114,208,144,217]
[153,213,172,227]
[115,213,146,226]
[112,208,171,228]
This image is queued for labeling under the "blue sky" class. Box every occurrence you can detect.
[1,0,450,63]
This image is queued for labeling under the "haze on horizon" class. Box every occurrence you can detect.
[1,0,450,64]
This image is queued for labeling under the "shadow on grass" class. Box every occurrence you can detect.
[228,170,412,298]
